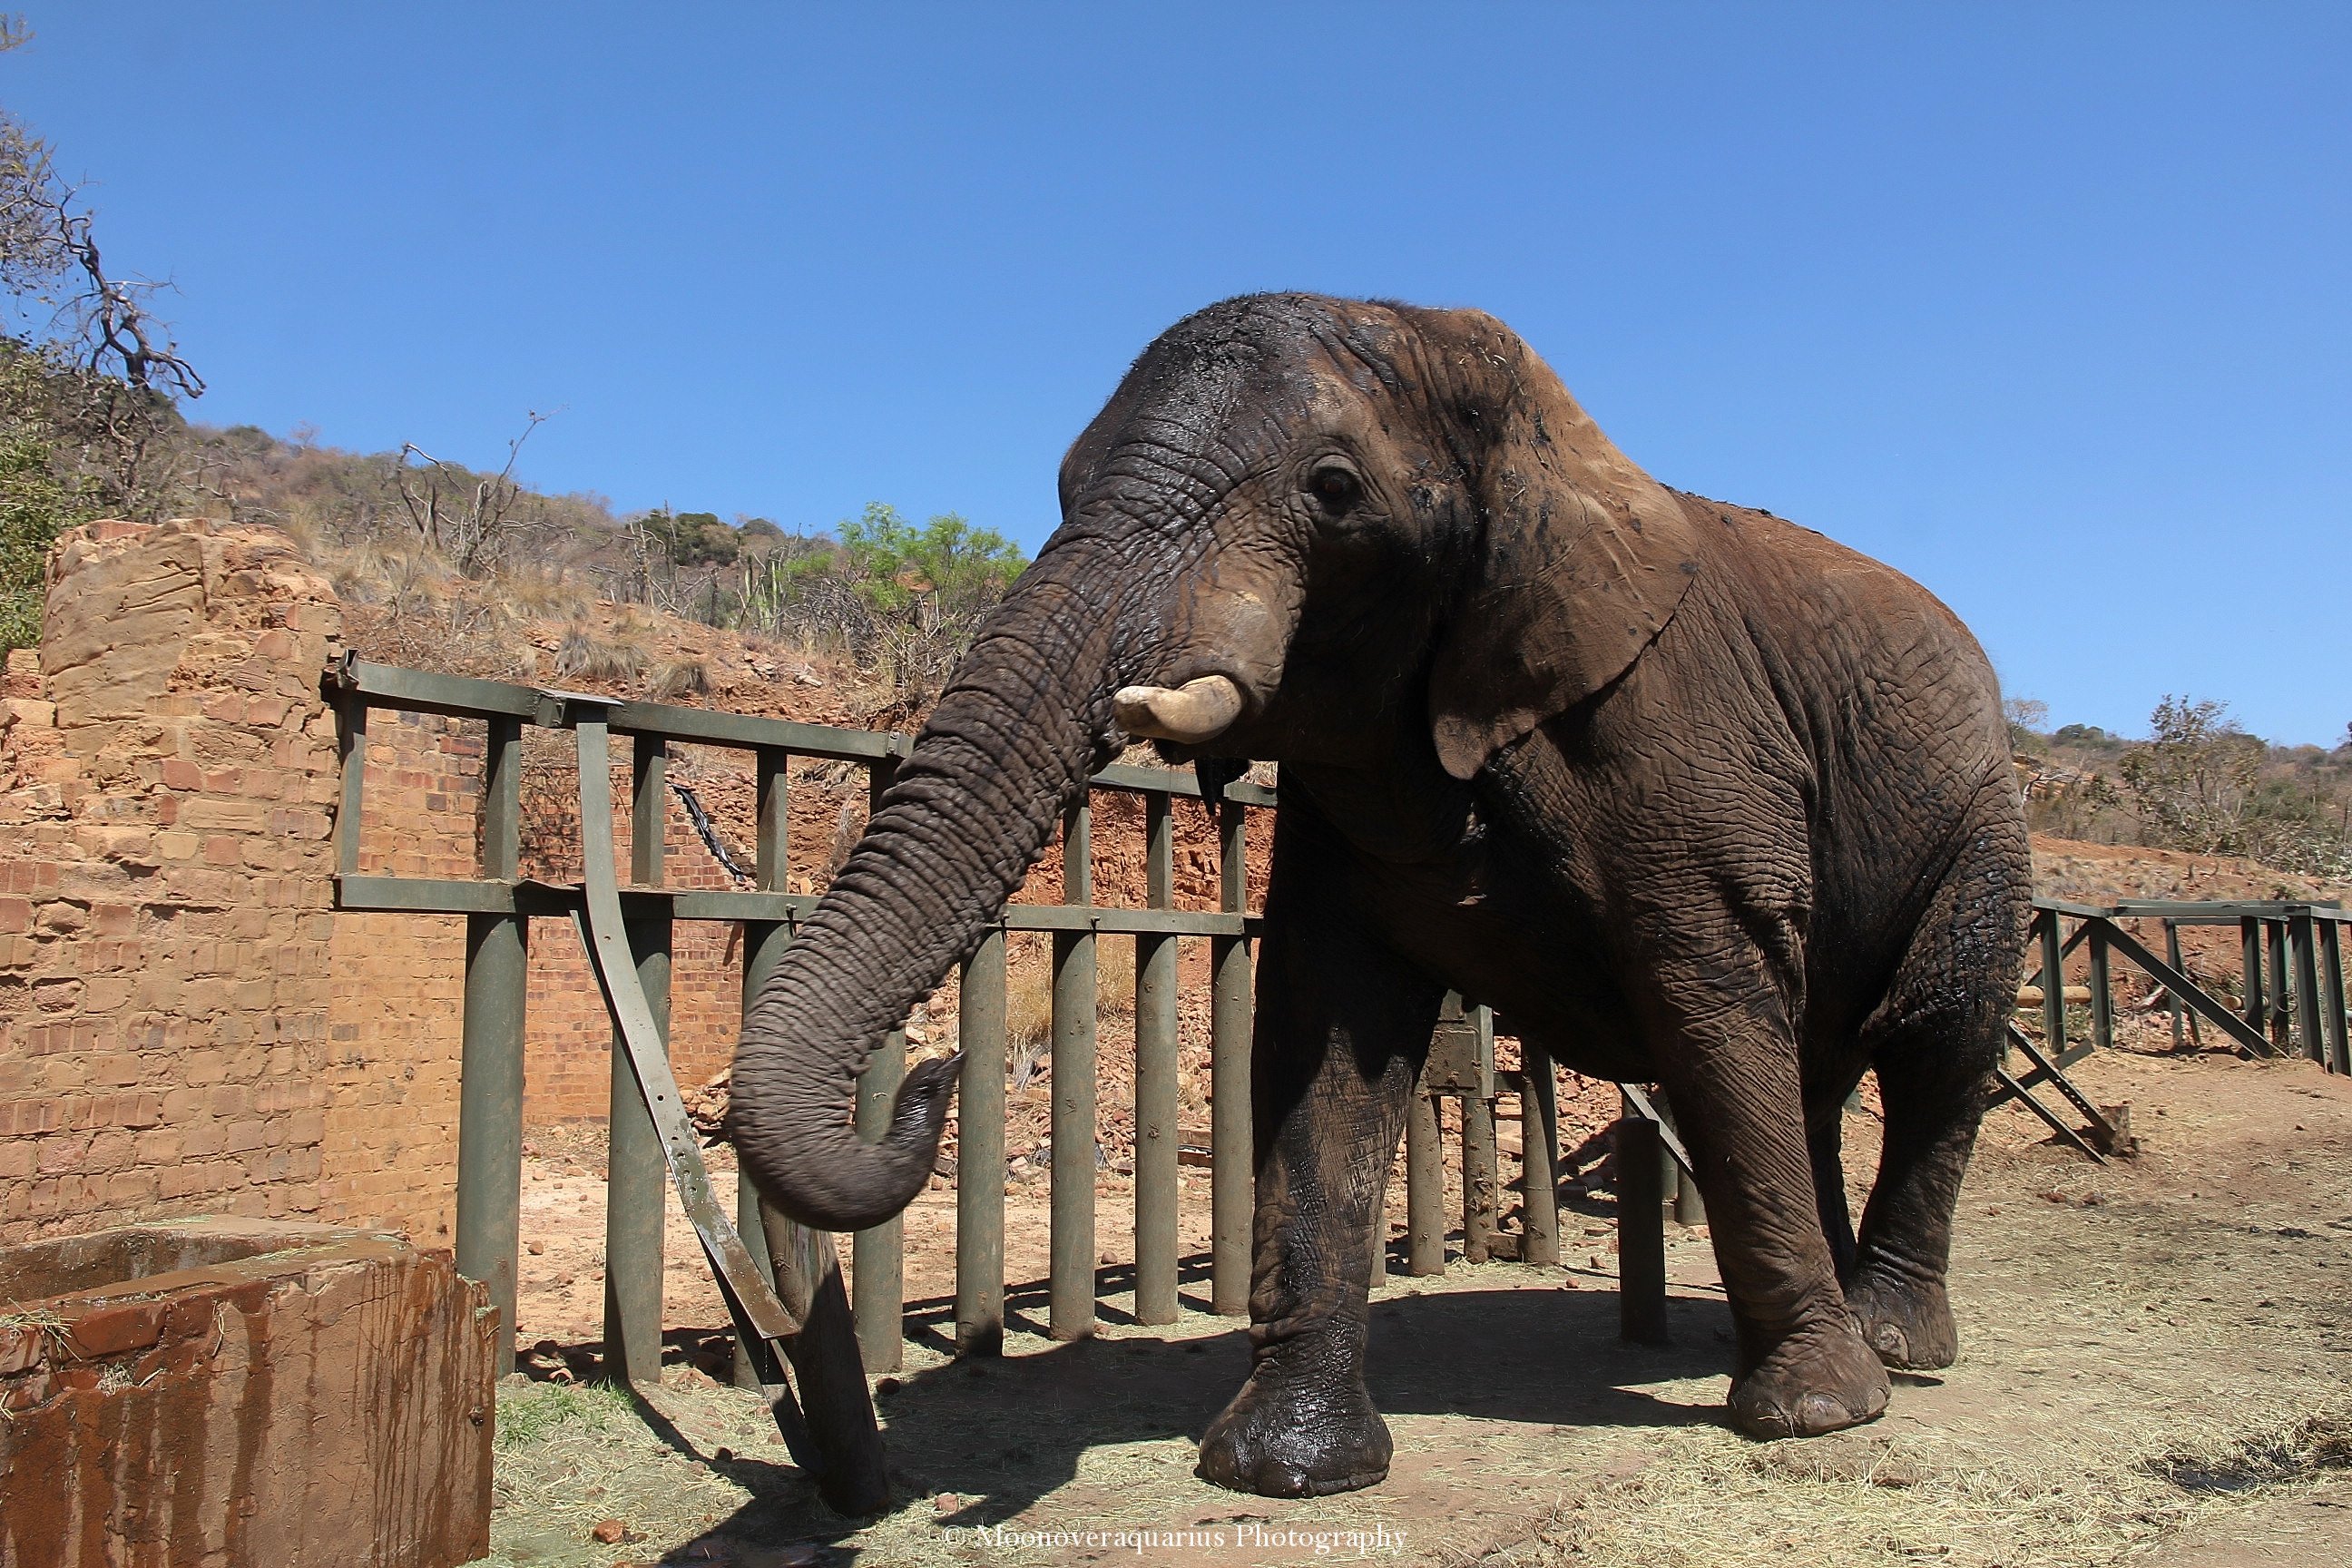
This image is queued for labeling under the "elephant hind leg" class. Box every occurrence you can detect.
[1847,818,2030,1372]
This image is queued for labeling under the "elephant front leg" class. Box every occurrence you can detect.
[1196,865,1440,1497]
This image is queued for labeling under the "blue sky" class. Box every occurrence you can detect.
[9,5,2347,742]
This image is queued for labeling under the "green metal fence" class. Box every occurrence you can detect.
[334,657,2347,1388]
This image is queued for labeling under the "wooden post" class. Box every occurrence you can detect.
[1405,1083,1444,1276]
[956,929,1007,1355]
[1210,795,1252,1317]
[1519,1045,1560,1267]
[605,734,669,1386]
[1133,794,1181,1326]
[1616,1095,1669,1345]
[852,760,906,1372]
[734,747,789,1389]
[1049,801,1098,1341]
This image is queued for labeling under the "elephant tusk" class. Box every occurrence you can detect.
[1112,674,1244,744]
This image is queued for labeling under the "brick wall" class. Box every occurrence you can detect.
[0,520,346,1243]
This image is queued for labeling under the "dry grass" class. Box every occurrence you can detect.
[1472,1401,2352,1568]
[556,622,650,684]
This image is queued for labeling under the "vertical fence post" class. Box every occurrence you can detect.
[1463,1092,1498,1264]
[853,758,906,1372]
[2164,919,2191,1053]
[2290,912,2324,1063]
[451,719,522,1382]
[1405,1080,1444,1276]
[2320,918,2348,1075]
[2040,909,2066,1054]
[734,746,789,1390]
[605,733,670,1386]
[335,696,367,876]
[956,928,1007,1355]
[456,713,526,1377]
[1049,800,1099,1340]
[1133,793,1181,1326]
[1210,794,1253,1317]
[2268,920,2292,1053]
[1616,1094,1669,1344]
[2242,916,2267,1039]
[2087,918,2113,1054]
[1520,1045,1560,1267]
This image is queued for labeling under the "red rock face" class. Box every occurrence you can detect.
[0,1217,494,1568]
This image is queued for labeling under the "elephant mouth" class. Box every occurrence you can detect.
[1112,671,1248,746]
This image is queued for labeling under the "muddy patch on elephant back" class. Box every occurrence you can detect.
[475,1046,2352,1567]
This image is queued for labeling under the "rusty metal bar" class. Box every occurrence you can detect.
[853,760,906,1372]
[1210,794,1253,1317]
[1049,800,1099,1341]
[456,713,526,1376]
[1133,793,1180,1326]
[1406,1083,1444,1276]
[956,928,1007,1355]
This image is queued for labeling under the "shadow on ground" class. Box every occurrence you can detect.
[650,1280,1733,1562]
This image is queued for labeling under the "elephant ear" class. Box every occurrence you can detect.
[1414,309,1704,781]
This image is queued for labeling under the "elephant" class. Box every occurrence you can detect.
[726,293,2031,1498]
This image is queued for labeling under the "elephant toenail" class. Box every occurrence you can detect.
[1800,1393,1854,1432]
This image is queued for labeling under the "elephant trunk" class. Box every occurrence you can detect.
[727,541,1130,1232]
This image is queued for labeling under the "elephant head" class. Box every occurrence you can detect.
[727,293,1701,1230]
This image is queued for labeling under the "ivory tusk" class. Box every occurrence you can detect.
[1112,674,1245,743]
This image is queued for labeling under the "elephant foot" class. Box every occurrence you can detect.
[1845,1269,1958,1371]
[1726,1315,1890,1440]
[1197,1369,1392,1497]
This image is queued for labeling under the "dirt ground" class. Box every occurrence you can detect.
[474,1032,2352,1568]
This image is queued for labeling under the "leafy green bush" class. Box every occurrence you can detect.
[0,354,93,649]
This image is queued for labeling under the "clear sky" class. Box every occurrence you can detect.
[8,5,2347,742]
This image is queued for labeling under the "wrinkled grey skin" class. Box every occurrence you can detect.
[728,294,2030,1497]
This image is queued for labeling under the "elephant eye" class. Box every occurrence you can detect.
[1308,466,1362,514]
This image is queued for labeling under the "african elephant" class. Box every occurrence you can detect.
[726,294,2031,1497]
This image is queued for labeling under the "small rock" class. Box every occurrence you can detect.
[592,1518,631,1544]
[933,1492,962,1516]
[875,1377,900,1396]
[532,1338,560,1357]
[714,1446,734,1464]
[527,1240,546,1256]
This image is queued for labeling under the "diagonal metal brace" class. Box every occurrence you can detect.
[571,717,821,1468]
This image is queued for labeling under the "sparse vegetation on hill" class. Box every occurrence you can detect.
[2014,694,2352,879]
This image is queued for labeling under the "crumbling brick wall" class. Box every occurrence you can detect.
[0,520,348,1244]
